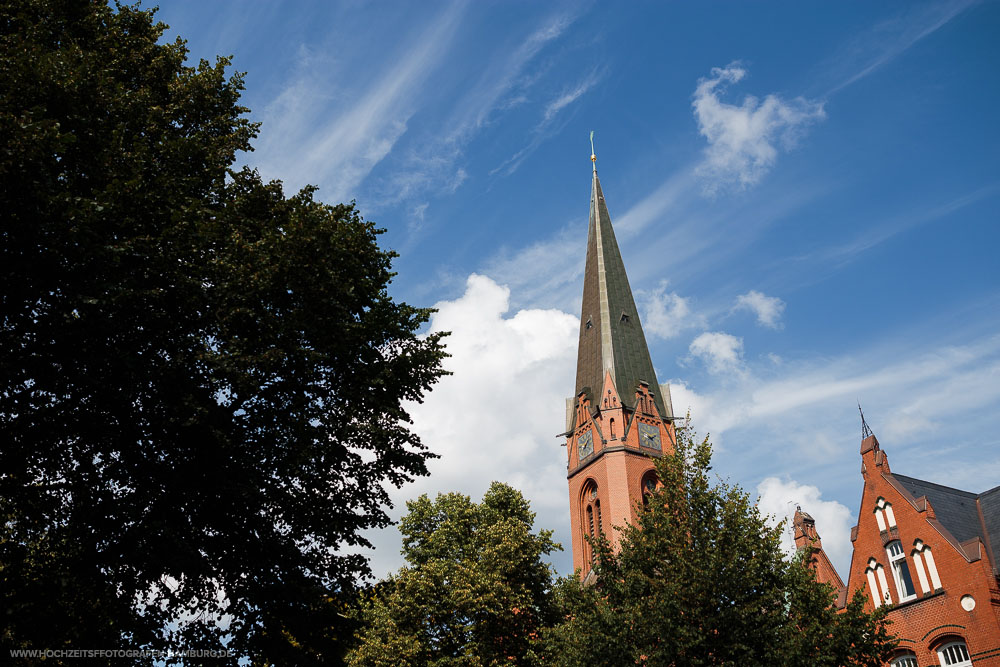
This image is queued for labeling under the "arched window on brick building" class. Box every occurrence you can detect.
[890,652,918,667]
[640,470,658,509]
[936,639,973,666]
[582,480,601,564]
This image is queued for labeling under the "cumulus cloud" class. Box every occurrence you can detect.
[665,380,748,442]
[689,331,745,375]
[692,63,825,193]
[734,290,786,329]
[638,281,702,340]
[361,274,580,577]
[756,477,854,574]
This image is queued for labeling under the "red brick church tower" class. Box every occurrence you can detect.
[564,147,676,577]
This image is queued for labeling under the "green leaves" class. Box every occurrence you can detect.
[540,428,896,667]
[350,483,560,667]
[0,1,446,662]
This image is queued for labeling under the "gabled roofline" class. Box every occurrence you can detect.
[882,472,983,564]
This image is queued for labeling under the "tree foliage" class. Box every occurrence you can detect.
[348,483,561,667]
[540,428,896,667]
[0,0,446,662]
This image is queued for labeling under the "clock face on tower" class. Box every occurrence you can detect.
[639,422,661,450]
[577,429,594,460]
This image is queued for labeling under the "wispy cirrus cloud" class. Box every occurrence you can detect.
[543,72,601,123]
[825,0,979,95]
[373,10,584,217]
[446,12,580,141]
[670,326,1000,474]
[693,63,825,194]
[251,3,466,202]
[491,67,605,177]
[792,182,1000,271]
[482,221,586,313]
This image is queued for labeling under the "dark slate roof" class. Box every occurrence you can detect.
[892,473,1000,568]
[979,485,1000,566]
[574,169,665,418]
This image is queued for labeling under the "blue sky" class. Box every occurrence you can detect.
[158,0,1000,579]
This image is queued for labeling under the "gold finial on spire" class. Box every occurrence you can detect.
[590,130,596,171]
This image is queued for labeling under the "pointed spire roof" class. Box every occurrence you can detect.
[574,160,666,416]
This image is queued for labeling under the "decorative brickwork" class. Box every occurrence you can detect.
[800,435,1000,665]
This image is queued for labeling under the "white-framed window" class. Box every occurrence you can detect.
[891,653,918,667]
[886,541,917,602]
[937,640,973,666]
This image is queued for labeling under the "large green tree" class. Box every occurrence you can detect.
[0,0,446,662]
[348,483,561,667]
[540,428,896,667]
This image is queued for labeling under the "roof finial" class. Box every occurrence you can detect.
[590,130,596,172]
[859,401,873,439]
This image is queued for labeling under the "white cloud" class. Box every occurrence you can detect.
[482,221,585,312]
[665,330,1000,496]
[689,331,745,375]
[492,68,604,177]
[252,5,464,201]
[734,290,786,329]
[794,183,1000,272]
[638,281,702,340]
[543,71,602,123]
[692,63,825,193]
[361,274,579,578]
[367,10,582,217]
[756,477,853,573]
[826,0,978,95]
[665,380,747,441]
[356,282,1000,581]
[446,12,577,139]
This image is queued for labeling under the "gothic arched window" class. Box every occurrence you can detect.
[641,471,658,508]
[582,480,601,566]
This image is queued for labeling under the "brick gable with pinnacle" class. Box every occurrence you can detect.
[797,434,1000,666]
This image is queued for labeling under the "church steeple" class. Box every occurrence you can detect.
[565,141,676,577]
[574,159,666,419]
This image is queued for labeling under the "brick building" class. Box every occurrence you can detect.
[796,433,1000,666]
[562,151,676,577]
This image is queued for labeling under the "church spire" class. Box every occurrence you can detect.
[574,145,666,417]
